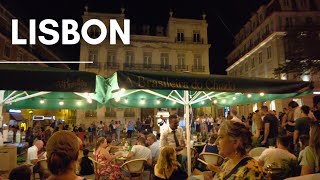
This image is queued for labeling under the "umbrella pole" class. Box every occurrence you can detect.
[184,90,191,176]
[0,90,4,128]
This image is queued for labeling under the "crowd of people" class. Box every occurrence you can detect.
[2,97,320,180]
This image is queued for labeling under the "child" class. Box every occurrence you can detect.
[79,149,94,175]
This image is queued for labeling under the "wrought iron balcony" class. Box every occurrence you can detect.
[85,62,100,68]
[123,63,172,71]
[124,112,135,117]
[175,37,204,44]
[192,66,205,72]
[85,111,97,117]
[175,65,188,71]
[105,111,116,117]
[104,62,120,70]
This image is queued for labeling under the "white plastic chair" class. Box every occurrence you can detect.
[199,152,224,166]
[121,159,147,180]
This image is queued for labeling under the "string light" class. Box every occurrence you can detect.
[260,92,265,96]
[77,101,82,106]
[232,97,237,100]
[247,94,252,98]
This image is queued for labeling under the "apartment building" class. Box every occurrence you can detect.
[226,0,320,116]
[78,8,211,126]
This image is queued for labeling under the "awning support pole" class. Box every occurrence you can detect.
[184,90,191,176]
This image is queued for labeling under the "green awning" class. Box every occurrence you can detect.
[4,91,100,110]
[0,64,96,92]
[102,71,313,108]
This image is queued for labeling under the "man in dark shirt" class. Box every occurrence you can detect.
[261,106,279,147]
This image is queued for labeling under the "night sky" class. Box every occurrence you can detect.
[2,0,269,74]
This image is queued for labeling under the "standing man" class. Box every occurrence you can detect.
[160,114,185,153]
[127,119,135,138]
[261,106,279,147]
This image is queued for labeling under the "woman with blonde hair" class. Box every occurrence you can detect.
[154,146,187,180]
[94,137,122,180]
[46,131,83,180]
[300,122,320,175]
[206,121,263,179]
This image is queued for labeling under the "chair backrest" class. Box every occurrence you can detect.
[121,159,146,173]
[199,153,224,166]
[38,159,51,177]
[248,147,267,157]
[181,147,197,157]
[88,157,104,173]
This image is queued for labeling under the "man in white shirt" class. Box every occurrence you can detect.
[230,109,242,123]
[160,114,185,153]
[127,137,152,165]
[27,140,45,165]
[146,133,160,162]
[258,135,296,169]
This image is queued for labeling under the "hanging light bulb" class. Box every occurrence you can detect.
[77,100,82,106]
[247,94,252,98]
[59,101,64,106]
[124,98,128,104]
[213,100,218,104]
[232,97,237,100]
[260,92,265,96]
[156,99,161,104]
[140,98,145,104]
[40,99,45,104]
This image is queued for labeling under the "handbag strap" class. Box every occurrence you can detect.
[223,157,253,180]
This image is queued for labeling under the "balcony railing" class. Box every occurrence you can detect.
[192,66,205,72]
[85,62,100,68]
[105,111,116,117]
[175,65,188,71]
[104,62,120,70]
[175,37,204,44]
[85,111,97,117]
[123,63,172,71]
[124,112,135,117]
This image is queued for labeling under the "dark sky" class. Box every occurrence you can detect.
[2,0,269,74]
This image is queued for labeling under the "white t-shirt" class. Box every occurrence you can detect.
[149,140,160,160]
[259,148,296,169]
[131,145,152,161]
[27,145,38,165]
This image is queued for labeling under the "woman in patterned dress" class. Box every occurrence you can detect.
[95,137,123,180]
[206,121,264,180]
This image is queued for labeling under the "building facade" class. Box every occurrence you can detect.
[226,0,320,117]
[78,9,211,126]
[0,3,71,127]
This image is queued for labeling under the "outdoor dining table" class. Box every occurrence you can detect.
[193,142,206,153]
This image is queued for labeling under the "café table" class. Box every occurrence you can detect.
[193,142,206,153]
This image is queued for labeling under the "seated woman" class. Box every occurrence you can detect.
[202,134,219,154]
[95,137,123,180]
[300,122,320,175]
[206,121,264,179]
[154,146,188,180]
[46,131,84,180]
